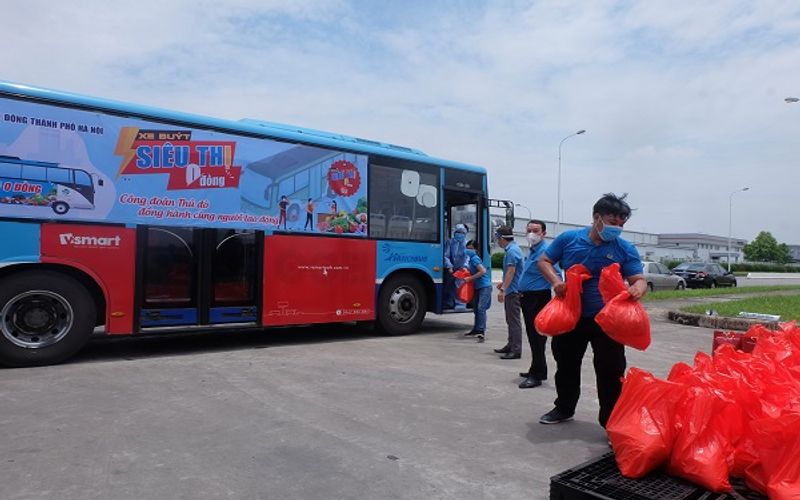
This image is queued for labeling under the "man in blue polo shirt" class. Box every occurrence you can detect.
[494,225,524,359]
[517,219,559,389]
[537,193,646,428]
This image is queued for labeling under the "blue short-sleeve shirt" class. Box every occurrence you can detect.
[502,241,524,294]
[466,252,492,290]
[519,241,559,292]
[544,227,641,317]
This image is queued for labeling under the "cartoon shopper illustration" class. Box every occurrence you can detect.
[304,198,314,230]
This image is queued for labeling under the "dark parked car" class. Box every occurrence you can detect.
[671,262,737,288]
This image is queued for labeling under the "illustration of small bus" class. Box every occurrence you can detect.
[0,155,104,215]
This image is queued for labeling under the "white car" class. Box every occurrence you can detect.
[641,261,686,291]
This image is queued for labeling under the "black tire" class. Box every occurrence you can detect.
[0,271,96,367]
[52,201,70,215]
[732,279,737,288]
[377,274,427,336]
[710,280,717,289]
[676,281,685,290]
[647,282,654,292]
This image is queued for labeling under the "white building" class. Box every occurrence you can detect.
[497,215,741,264]
[657,233,747,264]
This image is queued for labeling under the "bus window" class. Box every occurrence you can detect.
[444,169,484,191]
[278,176,294,199]
[450,203,478,243]
[21,165,48,181]
[74,170,92,186]
[294,169,309,191]
[47,167,72,184]
[369,163,439,241]
[0,162,21,179]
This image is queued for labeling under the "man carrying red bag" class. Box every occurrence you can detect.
[537,193,647,428]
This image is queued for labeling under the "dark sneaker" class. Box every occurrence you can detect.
[465,330,482,337]
[475,334,485,343]
[493,345,511,354]
[539,408,574,425]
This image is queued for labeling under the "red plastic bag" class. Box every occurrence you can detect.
[452,268,474,303]
[765,420,800,500]
[607,368,684,478]
[750,414,800,498]
[594,264,651,351]
[711,345,766,476]
[534,264,591,336]
[667,385,735,493]
[598,262,626,301]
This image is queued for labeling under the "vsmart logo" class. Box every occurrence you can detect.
[59,232,122,248]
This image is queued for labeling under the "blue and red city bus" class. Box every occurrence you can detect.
[0,81,509,367]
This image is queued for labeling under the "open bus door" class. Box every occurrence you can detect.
[487,198,515,250]
[442,190,481,313]
[136,227,262,329]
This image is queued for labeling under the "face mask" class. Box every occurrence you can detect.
[465,249,477,257]
[598,219,623,242]
[526,232,542,246]
[453,232,466,241]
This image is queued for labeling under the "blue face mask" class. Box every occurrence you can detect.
[598,220,623,242]
[453,232,466,241]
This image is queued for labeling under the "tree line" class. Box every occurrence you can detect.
[743,231,793,264]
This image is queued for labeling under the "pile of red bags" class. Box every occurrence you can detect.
[607,322,800,497]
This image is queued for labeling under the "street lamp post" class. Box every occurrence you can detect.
[515,203,532,222]
[728,187,750,271]
[556,129,586,236]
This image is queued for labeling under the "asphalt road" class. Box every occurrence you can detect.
[736,276,800,287]
[0,298,753,499]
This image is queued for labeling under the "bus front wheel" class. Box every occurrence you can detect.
[0,271,96,367]
[377,274,426,336]
[52,201,70,215]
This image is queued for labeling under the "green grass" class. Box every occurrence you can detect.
[681,294,800,322]
[642,285,800,302]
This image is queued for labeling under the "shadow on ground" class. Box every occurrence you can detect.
[71,317,467,365]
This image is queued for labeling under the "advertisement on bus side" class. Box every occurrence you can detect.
[0,98,368,235]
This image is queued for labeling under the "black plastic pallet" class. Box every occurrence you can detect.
[550,452,766,500]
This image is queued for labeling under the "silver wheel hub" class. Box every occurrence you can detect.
[387,286,418,324]
[1,290,74,349]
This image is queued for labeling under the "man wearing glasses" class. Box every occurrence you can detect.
[536,193,647,429]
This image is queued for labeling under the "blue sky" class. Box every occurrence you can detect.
[2,0,799,242]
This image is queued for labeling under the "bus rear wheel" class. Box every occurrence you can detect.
[0,271,96,367]
[52,201,70,215]
[377,274,426,336]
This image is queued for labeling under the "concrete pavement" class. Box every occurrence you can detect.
[1,299,714,500]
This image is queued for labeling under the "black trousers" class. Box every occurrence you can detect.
[520,290,552,380]
[551,316,626,427]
